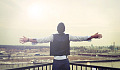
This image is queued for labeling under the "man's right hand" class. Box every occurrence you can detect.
[19,36,29,44]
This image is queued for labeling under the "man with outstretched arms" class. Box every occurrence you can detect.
[20,22,102,70]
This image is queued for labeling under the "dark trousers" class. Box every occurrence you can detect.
[52,59,70,70]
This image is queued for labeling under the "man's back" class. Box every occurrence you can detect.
[50,34,70,56]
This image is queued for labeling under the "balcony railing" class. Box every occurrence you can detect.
[6,62,120,70]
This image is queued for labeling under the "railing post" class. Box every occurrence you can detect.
[76,65,77,70]
[46,65,47,70]
[38,66,39,70]
[86,66,87,70]
[33,67,35,70]
[91,67,92,70]
[42,66,43,70]
[72,64,73,70]
[81,66,82,70]
[49,65,51,70]
[96,67,97,70]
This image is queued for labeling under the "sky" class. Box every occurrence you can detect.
[0,0,120,46]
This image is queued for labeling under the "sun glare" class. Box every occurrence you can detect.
[27,4,43,19]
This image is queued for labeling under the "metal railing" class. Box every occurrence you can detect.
[6,62,120,70]
[6,63,52,70]
[70,63,120,70]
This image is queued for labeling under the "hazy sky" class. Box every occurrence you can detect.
[0,0,120,46]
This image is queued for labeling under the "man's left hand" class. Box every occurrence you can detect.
[91,33,102,39]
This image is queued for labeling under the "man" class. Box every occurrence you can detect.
[20,22,102,70]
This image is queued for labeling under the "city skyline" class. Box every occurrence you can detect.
[0,0,120,46]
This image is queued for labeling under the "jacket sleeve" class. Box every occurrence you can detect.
[32,35,53,45]
[69,35,91,42]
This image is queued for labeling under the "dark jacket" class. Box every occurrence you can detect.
[50,34,70,56]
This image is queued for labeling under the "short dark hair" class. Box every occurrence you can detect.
[57,22,65,34]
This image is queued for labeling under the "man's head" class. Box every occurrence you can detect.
[57,22,65,34]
